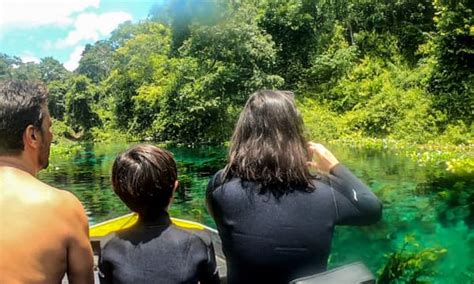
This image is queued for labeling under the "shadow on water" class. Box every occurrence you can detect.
[39,142,473,283]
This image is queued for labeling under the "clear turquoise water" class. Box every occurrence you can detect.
[39,143,473,283]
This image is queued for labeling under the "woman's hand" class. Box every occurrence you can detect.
[307,142,340,173]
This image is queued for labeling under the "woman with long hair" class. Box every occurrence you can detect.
[206,90,382,284]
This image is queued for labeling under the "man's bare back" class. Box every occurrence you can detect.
[0,80,93,284]
[0,166,93,284]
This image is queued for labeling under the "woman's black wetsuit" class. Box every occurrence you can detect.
[206,164,382,284]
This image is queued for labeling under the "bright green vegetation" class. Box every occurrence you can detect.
[1,0,472,148]
[39,143,474,283]
[377,236,447,283]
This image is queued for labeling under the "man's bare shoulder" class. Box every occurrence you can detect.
[26,176,81,208]
[38,182,90,242]
[41,182,81,205]
[40,183,87,222]
[1,168,86,222]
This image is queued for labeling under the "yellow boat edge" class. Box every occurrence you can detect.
[89,213,209,238]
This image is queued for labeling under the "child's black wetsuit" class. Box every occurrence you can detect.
[98,212,220,284]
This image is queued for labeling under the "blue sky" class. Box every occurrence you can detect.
[0,0,160,71]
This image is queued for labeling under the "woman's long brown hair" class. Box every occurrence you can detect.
[223,90,314,195]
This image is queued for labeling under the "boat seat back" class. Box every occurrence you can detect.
[289,262,375,284]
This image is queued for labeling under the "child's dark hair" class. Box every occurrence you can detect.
[111,144,177,217]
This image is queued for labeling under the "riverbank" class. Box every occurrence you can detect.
[326,137,473,176]
[49,128,473,177]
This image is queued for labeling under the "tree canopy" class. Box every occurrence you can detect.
[1,0,472,145]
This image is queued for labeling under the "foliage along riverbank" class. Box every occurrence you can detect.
[49,119,473,178]
[327,138,473,176]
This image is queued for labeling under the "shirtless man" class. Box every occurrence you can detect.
[0,80,94,284]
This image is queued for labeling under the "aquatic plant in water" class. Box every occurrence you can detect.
[377,235,447,283]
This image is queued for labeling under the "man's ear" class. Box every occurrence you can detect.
[23,125,40,150]
[173,180,179,193]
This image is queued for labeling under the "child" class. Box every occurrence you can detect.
[99,144,219,284]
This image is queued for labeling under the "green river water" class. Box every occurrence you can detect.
[39,143,473,283]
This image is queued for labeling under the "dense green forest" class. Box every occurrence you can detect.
[1,0,473,146]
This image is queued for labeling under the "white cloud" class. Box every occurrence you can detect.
[20,54,40,64]
[55,12,132,48]
[0,0,100,28]
[64,45,85,71]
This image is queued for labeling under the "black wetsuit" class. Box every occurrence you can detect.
[98,212,220,284]
[206,164,382,284]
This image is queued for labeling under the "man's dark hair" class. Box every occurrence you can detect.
[224,90,314,196]
[0,80,48,156]
[111,144,178,218]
